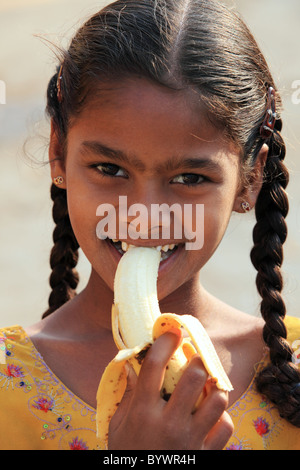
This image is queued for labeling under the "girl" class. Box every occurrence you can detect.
[1,0,300,451]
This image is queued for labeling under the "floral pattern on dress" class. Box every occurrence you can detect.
[0,326,100,450]
[2,320,300,450]
[253,417,270,437]
[32,396,55,413]
[225,351,287,450]
[69,436,89,450]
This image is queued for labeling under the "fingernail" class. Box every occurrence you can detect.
[206,377,218,390]
[167,327,183,342]
[208,377,218,385]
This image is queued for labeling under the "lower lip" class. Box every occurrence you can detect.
[105,239,185,274]
[158,243,184,275]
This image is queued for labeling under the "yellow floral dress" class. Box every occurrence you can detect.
[1,316,300,450]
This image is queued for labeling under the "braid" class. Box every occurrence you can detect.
[43,184,80,318]
[251,120,300,426]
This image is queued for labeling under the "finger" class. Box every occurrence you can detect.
[136,330,183,401]
[203,411,234,450]
[166,354,208,415]
[191,382,230,443]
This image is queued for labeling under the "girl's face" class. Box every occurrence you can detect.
[51,77,256,301]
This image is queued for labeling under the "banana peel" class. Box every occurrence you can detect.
[96,246,233,450]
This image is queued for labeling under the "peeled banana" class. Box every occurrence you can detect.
[96,246,233,449]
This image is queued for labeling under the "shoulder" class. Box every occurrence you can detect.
[0,324,27,339]
[0,324,31,356]
[1,324,26,338]
[0,326,99,450]
[284,316,300,366]
[0,325,33,371]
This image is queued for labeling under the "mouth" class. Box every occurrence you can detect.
[107,238,181,262]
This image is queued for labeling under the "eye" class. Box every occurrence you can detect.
[171,173,206,186]
[93,163,127,178]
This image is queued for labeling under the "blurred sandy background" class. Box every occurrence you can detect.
[0,0,299,328]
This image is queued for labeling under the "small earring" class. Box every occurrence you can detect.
[53,176,64,185]
[241,201,251,212]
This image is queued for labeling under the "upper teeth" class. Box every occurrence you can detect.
[112,240,177,253]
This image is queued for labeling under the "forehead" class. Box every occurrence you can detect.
[67,76,239,168]
[78,77,215,131]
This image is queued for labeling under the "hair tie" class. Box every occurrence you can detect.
[56,64,63,103]
[260,86,276,139]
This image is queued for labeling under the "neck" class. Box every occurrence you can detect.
[73,268,115,332]
[159,274,212,326]
[37,268,213,341]
[79,269,213,331]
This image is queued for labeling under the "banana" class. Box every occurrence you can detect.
[96,246,233,449]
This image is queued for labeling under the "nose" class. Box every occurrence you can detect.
[117,195,184,242]
[120,182,164,239]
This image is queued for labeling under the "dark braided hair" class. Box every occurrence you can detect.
[43,0,300,423]
[42,184,79,318]
[42,68,80,318]
[251,120,300,425]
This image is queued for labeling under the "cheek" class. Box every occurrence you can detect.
[177,208,231,286]
[66,181,100,251]
[205,205,231,237]
[69,205,97,257]
[200,190,236,256]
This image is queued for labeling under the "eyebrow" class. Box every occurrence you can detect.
[81,140,146,171]
[80,140,222,174]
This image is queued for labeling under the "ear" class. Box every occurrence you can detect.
[49,120,66,189]
[233,144,269,213]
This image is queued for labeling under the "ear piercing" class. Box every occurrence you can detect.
[241,201,251,212]
[53,176,64,186]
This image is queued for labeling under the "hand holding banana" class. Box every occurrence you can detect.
[96,246,233,449]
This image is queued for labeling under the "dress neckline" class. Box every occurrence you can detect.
[4,324,270,414]
[14,325,97,413]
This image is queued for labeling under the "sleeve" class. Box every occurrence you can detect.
[285,316,300,368]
